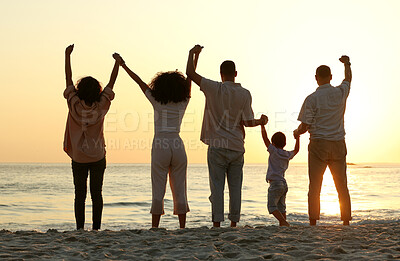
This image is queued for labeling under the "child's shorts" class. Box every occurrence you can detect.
[267,180,288,214]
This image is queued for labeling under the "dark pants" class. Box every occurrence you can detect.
[72,157,106,230]
[308,139,351,221]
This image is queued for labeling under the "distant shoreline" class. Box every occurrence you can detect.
[1,162,400,166]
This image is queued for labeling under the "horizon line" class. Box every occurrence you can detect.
[1,161,399,165]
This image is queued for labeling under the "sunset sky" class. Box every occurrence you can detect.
[1,0,399,164]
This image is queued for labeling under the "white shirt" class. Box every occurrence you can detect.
[200,77,254,152]
[145,89,189,135]
[266,144,295,182]
[298,81,350,141]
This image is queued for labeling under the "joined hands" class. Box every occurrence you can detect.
[190,44,203,54]
[260,114,268,125]
[293,130,300,140]
[113,53,125,65]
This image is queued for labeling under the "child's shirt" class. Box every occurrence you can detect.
[266,144,295,182]
[63,85,115,163]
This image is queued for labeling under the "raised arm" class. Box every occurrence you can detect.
[186,45,203,87]
[259,114,270,148]
[261,124,271,149]
[106,53,120,90]
[339,55,352,83]
[293,136,300,156]
[65,44,74,87]
[186,52,200,95]
[114,53,149,94]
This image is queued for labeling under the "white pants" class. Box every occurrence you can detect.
[150,134,189,215]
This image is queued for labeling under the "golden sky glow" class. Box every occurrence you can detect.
[1,0,400,163]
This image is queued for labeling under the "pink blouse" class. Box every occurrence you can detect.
[63,85,115,163]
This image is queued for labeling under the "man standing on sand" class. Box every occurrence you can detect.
[294,55,352,226]
[186,45,267,227]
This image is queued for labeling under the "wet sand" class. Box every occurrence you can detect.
[1,222,399,260]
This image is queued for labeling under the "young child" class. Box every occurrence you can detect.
[260,115,299,226]
[64,44,120,230]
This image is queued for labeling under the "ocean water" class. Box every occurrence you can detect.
[0,163,399,231]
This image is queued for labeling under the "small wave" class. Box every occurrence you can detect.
[287,212,309,219]
[354,218,400,225]
[104,202,150,207]
[242,199,258,203]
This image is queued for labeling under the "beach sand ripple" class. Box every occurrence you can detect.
[0,222,399,260]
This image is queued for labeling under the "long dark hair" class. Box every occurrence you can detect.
[76,76,103,105]
[149,71,190,104]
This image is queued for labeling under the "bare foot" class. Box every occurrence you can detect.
[343,220,350,226]
[280,221,290,227]
[272,210,289,227]
[230,221,237,227]
[213,222,220,227]
[310,219,317,226]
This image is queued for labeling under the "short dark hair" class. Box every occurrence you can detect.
[76,76,103,105]
[271,132,286,149]
[316,65,331,78]
[149,71,190,104]
[220,60,236,76]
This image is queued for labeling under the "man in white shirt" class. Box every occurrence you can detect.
[186,45,266,227]
[294,55,352,226]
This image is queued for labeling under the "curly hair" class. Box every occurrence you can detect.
[76,76,103,106]
[149,71,190,104]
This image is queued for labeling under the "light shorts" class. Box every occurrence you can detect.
[267,180,288,214]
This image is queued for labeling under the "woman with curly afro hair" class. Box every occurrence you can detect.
[113,52,199,228]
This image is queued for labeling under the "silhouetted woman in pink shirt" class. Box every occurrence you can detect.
[63,44,120,230]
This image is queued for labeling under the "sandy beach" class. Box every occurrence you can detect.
[1,222,399,260]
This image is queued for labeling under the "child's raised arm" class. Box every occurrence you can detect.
[261,125,271,148]
[114,53,149,94]
[293,135,300,156]
[65,44,74,87]
[260,115,270,148]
